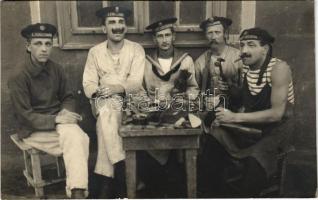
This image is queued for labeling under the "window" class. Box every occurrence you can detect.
[70,1,141,34]
[70,1,226,34]
[56,1,255,49]
[145,1,225,32]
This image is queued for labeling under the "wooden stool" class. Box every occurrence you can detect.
[259,145,295,197]
[10,134,65,197]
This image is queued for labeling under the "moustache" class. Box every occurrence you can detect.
[234,53,252,62]
[209,40,219,45]
[112,28,125,34]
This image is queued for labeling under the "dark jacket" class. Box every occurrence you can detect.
[8,57,75,138]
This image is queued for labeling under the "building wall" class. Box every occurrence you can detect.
[1,1,316,197]
[254,1,316,196]
[2,1,32,149]
[256,1,315,151]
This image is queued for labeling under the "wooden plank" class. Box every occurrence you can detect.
[120,128,201,137]
[122,135,200,150]
[10,134,32,151]
[30,150,44,197]
[185,149,197,198]
[23,170,65,187]
[125,151,136,199]
[23,151,32,186]
[24,170,35,187]
[41,178,65,187]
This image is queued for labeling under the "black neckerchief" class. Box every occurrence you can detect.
[151,62,181,81]
[146,48,188,81]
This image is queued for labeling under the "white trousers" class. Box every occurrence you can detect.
[94,106,125,178]
[23,124,89,197]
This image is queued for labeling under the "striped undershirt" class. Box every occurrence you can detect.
[242,58,295,104]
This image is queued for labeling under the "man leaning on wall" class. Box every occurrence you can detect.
[82,6,146,198]
[8,23,90,199]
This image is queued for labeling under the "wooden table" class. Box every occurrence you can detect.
[119,125,201,198]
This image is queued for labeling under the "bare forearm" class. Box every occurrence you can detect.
[233,109,283,123]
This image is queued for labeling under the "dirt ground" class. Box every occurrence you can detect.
[1,134,187,199]
[2,130,316,199]
[1,132,67,199]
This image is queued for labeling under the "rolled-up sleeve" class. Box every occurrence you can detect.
[83,49,99,98]
[120,44,146,95]
[8,77,56,131]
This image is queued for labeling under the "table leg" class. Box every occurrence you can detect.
[125,150,136,198]
[185,149,197,198]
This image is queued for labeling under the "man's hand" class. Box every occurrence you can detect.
[205,95,220,110]
[96,84,125,98]
[55,109,82,124]
[215,107,237,123]
[96,86,110,97]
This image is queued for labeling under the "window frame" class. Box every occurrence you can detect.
[70,1,142,34]
[175,1,226,32]
[55,1,256,49]
[143,1,226,32]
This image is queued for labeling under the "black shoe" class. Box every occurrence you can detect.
[114,161,127,198]
[99,176,115,199]
[88,173,103,198]
[88,173,114,199]
[71,188,86,199]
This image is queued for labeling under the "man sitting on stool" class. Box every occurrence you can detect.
[8,23,90,199]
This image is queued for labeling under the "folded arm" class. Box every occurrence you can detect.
[119,45,146,95]
[8,78,57,131]
[83,49,99,98]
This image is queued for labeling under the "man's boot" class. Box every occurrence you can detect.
[99,176,114,199]
[114,161,127,198]
[71,188,86,199]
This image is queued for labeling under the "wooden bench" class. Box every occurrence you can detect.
[10,134,65,198]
